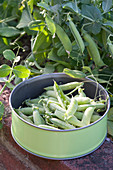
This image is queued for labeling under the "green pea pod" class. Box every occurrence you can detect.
[77,103,105,112]
[74,96,91,105]
[63,68,86,79]
[55,24,72,53]
[83,30,105,67]
[65,97,78,119]
[38,124,60,130]
[32,32,47,53]
[45,15,56,35]
[33,109,44,126]
[82,107,95,125]
[54,81,69,109]
[48,102,66,113]
[50,118,75,130]
[102,29,107,50]
[18,107,33,115]
[78,88,86,97]
[68,17,85,54]
[107,34,113,56]
[18,111,33,124]
[44,81,84,91]
[74,112,101,122]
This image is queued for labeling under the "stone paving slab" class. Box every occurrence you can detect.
[0,114,113,170]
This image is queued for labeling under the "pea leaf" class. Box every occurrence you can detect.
[16,9,32,29]
[0,101,4,120]
[0,64,11,77]
[107,107,113,121]
[102,0,112,13]
[28,0,34,13]
[48,49,70,68]
[0,122,3,129]
[13,65,30,78]
[45,15,56,35]
[107,120,113,137]
[103,20,113,28]
[83,21,102,35]
[63,1,80,14]
[37,2,51,11]
[3,49,15,61]
[43,63,55,74]
[81,5,102,21]
[0,27,21,37]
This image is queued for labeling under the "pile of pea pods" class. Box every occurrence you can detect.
[15,80,107,130]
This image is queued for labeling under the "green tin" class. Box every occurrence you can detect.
[9,73,110,160]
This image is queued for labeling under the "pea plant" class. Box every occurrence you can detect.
[0,0,113,136]
[0,49,30,128]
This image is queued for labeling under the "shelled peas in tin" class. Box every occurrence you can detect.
[15,80,107,130]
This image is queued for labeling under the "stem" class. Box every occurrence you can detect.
[0,84,7,95]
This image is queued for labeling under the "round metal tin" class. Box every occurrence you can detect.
[9,73,110,160]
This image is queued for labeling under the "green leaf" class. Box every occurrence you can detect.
[107,120,113,136]
[0,121,3,129]
[0,101,4,120]
[43,63,55,74]
[0,27,21,37]
[13,65,30,78]
[82,66,92,74]
[45,15,56,35]
[81,5,102,21]
[37,2,51,11]
[84,21,101,35]
[5,82,15,90]
[28,0,34,13]
[102,0,112,13]
[0,77,7,82]
[107,107,113,121]
[3,49,15,60]
[103,21,113,28]
[17,9,32,29]
[48,49,70,68]
[0,37,9,54]
[63,1,80,13]
[0,64,11,77]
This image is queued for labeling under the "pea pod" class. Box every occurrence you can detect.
[38,124,60,130]
[50,118,75,130]
[54,80,69,109]
[83,30,105,67]
[45,15,56,35]
[44,81,84,91]
[65,97,78,119]
[74,112,101,123]
[55,23,72,53]
[107,34,113,56]
[18,111,33,124]
[68,17,85,54]
[63,68,86,79]
[18,107,33,115]
[82,107,95,125]
[32,32,47,53]
[55,110,85,127]
[33,109,45,126]
[102,29,107,50]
